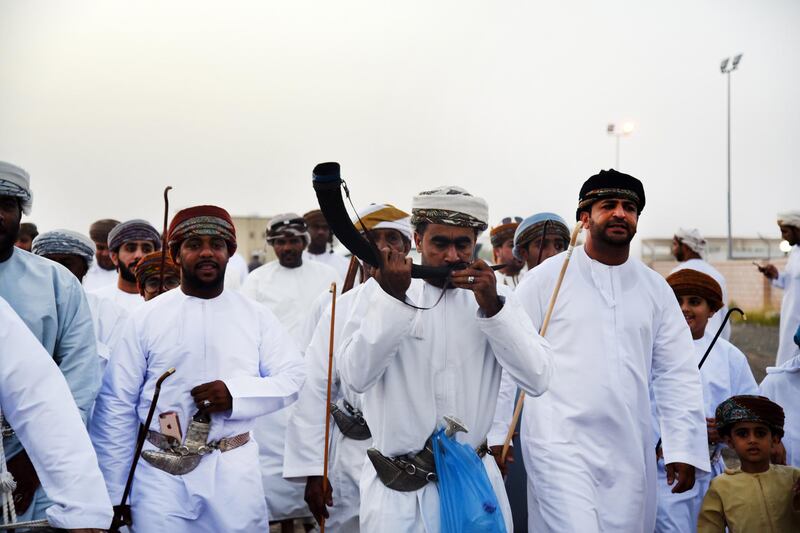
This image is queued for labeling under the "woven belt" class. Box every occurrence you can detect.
[147,430,250,455]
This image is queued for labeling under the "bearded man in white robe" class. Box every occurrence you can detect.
[91,205,305,532]
[284,203,414,532]
[336,186,553,532]
[516,169,710,532]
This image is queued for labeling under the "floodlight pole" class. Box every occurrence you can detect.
[722,54,742,260]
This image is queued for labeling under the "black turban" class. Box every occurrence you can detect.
[576,169,646,221]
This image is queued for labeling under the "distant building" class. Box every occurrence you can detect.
[642,236,789,312]
[232,216,276,265]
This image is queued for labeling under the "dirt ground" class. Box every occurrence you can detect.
[729,321,780,383]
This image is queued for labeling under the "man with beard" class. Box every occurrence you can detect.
[758,211,800,366]
[32,229,128,374]
[491,216,525,289]
[91,205,305,532]
[303,209,350,279]
[284,203,413,532]
[0,161,99,524]
[670,228,731,341]
[90,218,160,310]
[516,169,709,532]
[14,221,38,251]
[336,186,553,532]
[242,213,341,532]
[83,218,120,291]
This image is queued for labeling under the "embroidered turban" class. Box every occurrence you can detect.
[167,205,237,260]
[490,217,522,248]
[89,219,121,243]
[675,228,707,256]
[266,213,310,243]
[353,204,412,242]
[32,229,96,267]
[715,395,785,438]
[777,211,800,230]
[134,251,181,296]
[513,213,570,260]
[576,169,645,220]
[0,161,32,215]
[108,219,161,253]
[411,186,489,232]
[666,269,723,312]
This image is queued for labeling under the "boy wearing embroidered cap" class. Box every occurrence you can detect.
[490,216,525,288]
[698,395,800,532]
[83,219,120,291]
[512,212,571,271]
[652,269,757,533]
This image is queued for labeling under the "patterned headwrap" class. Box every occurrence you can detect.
[490,216,522,248]
[777,210,800,230]
[167,205,237,260]
[266,213,310,243]
[513,212,570,260]
[108,219,161,253]
[134,251,181,296]
[715,395,784,438]
[0,161,33,215]
[576,169,645,220]
[303,209,327,226]
[411,186,489,232]
[89,219,121,243]
[353,203,412,242]
[666,269,723,312]
[32,229,96,267]
[675,228,707,256]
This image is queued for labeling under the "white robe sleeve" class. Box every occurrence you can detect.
[1,299,113,529]
[651,284,711,472]
[476,290,552,397]
[487,369,517,447]
[338,281,417,394]
[283,305,335,478]
[772,270,787,290]
[224,307,306,420]
[89,318,148,503]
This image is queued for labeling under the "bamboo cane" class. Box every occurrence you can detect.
[320,282,337,533]
[500,222,583,463]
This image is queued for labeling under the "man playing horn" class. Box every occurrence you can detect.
[336,186,553,532]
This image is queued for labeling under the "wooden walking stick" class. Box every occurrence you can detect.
[500,222,583,463]
[320,282,337,533]
[157,186,173,295]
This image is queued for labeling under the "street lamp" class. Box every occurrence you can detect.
[606,121,635,170]
[721,53,743,259]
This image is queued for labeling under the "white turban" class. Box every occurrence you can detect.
[777,211,800,229]
[0,161,32,215]
[675,228,707,256]
[32,229,96,267]
[353,204,412,242]
[411,186,489,232]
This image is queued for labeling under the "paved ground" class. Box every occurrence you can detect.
[729,321,780,383]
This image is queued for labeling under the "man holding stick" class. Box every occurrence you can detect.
[336,186,553,532]
[515,169,709,532]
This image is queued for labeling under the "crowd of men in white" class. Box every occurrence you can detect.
[1,158,799,532]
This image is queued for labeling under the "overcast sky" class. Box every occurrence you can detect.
[1,0,798,250]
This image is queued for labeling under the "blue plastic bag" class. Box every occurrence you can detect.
[431,428,507,533]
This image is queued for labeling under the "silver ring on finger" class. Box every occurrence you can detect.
[467,275,475,284]
[201,399,212,408]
